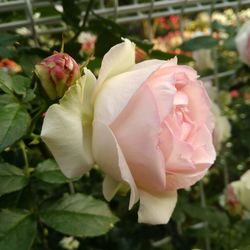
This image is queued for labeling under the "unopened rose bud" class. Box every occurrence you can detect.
[35,52,80,100]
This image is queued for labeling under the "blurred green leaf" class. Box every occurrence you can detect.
[18,48,49,76]
[150,50,173,60]
[129,37,154,52]
[34,159,68,184]
[40,193,118,237]
[0,209,36,250]
[150,50,193,64]
[0,72,32,98]
[0,70,13,94]
[223,37,236,51]
[89,15,125,57]
[0,47,16,58]
[212,21,235,35]
[0,162,28,196]
[62,0,81,28]
[180,36,218,51]
[0,34,18,46]
[184,204,229,228]
[0,103,30,152]
[11,75,31,96]
[0,94,17,106]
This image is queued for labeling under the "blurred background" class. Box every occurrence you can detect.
[0,1,250,250]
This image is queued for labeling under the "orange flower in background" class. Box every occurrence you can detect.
[0,59,22,73]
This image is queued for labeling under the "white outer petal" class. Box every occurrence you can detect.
[94,59,166,125]
[138,190,178,224]
[41,69,96,178]
[93,39,136,99]
[103,175,122,201]
[92,120,139,208]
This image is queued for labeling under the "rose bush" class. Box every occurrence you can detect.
[235,20,250,66]
[41,39,216,224]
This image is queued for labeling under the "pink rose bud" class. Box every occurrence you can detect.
[35,52,80,100]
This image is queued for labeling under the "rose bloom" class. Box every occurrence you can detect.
[235,20,250,66]
[227,170,250,212]
[77,32,96,55]
[41,39,216,224]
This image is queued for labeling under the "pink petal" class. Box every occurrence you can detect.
[182,82,212,126]
[165,170,208,190]
[110,83,166,193]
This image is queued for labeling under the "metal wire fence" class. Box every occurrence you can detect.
[0,0,249,35]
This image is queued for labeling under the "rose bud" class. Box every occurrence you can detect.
[35,52,80,100]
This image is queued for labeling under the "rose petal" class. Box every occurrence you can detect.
[103,175,122,201]
[94,39,135,98]
[111,83,167,193]
[138,189,177,224]
[41,70,96,178]
[189,125,216,165]
[92,120,139,208]
[94,61,166,125]
[165,170,207,190]
[183,82,212,126]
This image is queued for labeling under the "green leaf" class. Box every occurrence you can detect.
[223,37,236,51]
[11,75,31,96]
[180,36,218,51]
[0,70,13,94]
[0,209,36,250]
[0,103,30,152]
[150,50,193,64]
[0,33,18,46]
[61,0,81,28]
[150,50,174,60]
[212,21,235,35]
[184,204,229,228]
[129,37,154,52]
[40,193,118,237]
[0,94,17,106]
[0,47,16,58]
[0,163,28,196]
[34,159,69,184]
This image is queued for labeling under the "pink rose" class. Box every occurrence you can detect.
[235,20,250,66]
[41,39,216,224]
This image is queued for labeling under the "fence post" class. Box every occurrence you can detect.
[24,0,38,46]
